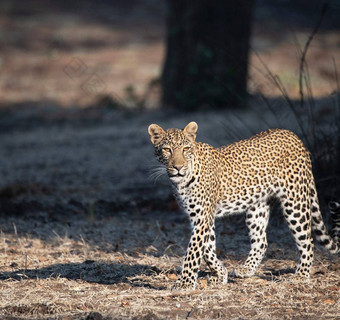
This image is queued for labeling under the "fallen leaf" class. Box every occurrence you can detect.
[121,301,130,307]
[328,286,339,291]
[324,299,335,305]
[199,279,208,288]
[38,256,49,263]
[167,273,178,280]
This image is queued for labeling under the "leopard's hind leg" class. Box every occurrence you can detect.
[280,182,314,278]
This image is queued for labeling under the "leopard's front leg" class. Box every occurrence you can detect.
[172,212,214,290]
[204,224,228,285]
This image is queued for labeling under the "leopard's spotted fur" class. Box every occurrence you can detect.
[148,122,340,289]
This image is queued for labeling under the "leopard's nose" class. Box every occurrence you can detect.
[174,165,183,171]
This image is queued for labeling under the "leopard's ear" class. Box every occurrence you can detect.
[148,124,165,145]
[184,121,198,141]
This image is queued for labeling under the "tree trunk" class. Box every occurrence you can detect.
[162,0,254,110]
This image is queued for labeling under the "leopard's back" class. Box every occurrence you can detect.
[192,129,312,215]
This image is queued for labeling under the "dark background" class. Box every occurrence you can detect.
[0,0,339,214]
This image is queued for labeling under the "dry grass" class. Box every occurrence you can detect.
[1,211,339,320]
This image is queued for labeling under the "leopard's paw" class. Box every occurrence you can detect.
[208,271,228,286]
[232,266,255,278]
[171,278,196,291]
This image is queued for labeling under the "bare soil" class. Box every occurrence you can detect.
[1,204,340,320]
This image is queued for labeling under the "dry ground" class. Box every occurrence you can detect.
[1,206,340,320]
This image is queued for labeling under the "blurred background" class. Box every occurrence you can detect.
[0,0,339,107]
[0,0,340,215]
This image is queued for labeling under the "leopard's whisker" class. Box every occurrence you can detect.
[148,165,167,183]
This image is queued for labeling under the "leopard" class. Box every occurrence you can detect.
[148,121,340,289]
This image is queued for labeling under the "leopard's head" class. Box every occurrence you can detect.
[148,121,198,182]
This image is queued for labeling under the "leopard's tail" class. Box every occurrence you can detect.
[310,181,340,254]
[329,201,340,244]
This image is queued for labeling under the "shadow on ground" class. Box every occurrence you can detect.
[0,260,167,289]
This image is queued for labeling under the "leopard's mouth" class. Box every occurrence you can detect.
[168,169,186,178]
[169,173,185,178]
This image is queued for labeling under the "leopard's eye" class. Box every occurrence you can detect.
[183,147,190,152]
[163,147,171,153]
